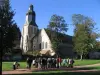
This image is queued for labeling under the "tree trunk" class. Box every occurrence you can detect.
[80,54,83,60]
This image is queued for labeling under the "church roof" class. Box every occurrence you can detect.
[26,4,35,15]
[26,4,38,27]
[44,28,73,44]
[31,28,73,45]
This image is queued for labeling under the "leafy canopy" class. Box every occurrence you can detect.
[72,14,96,59]
[47,14,68,54]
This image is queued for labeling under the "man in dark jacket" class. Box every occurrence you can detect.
[27,57,32,69]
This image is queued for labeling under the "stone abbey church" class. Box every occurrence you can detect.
[20,4,74,57]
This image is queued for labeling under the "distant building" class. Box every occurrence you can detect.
[20,4,74,57]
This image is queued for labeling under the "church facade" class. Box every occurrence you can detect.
[20,5,55,56]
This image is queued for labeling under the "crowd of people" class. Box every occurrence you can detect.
[13,56,75,70]
[26,56,75,70]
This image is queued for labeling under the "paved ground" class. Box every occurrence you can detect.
[2,63,100,75]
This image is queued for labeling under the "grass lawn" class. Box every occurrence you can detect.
[2,60,100,71]
[2,62,27,71]
[74,60,100,66]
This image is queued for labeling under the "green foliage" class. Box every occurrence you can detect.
[47,14,68,53]
[0,0,21,56]
[12,24,21,41]
[96,41,100,51]
[72,14,96,59]
[32,50,40,56]
[45,29,73,44]
[47,14,68,34]
[51,39,59,52]
[73,24,91,55]
[26,50,40,56]
[95,33,100,51]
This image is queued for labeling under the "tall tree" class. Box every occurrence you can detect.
[72,14,96,60]
[48,14,68,33]
[47,14,68,55]
[95,33,100,51]
[0,0,20,56]
[12,23,21,41]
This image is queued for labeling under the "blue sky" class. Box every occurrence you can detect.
[11,0,100,37]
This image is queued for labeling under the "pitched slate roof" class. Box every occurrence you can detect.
[30,28,73,45]
[44,28,73,44]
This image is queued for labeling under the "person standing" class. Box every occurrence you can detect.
[47,58,49,68]
[67,58,69,67]
[38,57,41,69]
[35,58,38,68]
[58,57,62,68]
[44,58,47,69]
[13,61,16,70]
[28,57,32,69]
[26,57,29,68]
[62,59,67,66]
[70,58,75,68]
[69,58,74,68]
[26,57,32,69]
[68,59,71,68]
[52,58,56,68]
[32,59,35,66]
[56,57,59,68]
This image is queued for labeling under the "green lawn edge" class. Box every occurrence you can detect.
[2,60,100,71]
